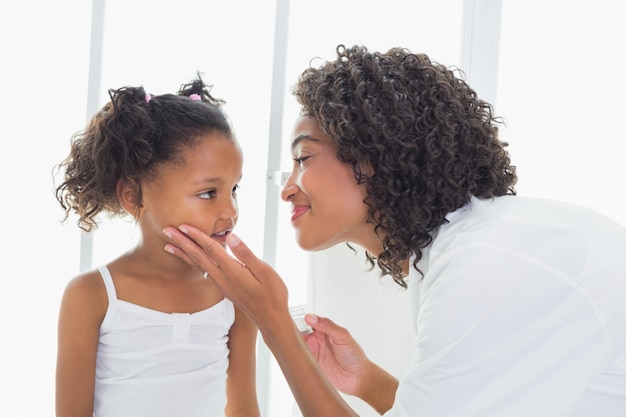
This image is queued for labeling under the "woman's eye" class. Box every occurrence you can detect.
[232,184,240,195]
[199,190,217,199]
[293,156,310,169]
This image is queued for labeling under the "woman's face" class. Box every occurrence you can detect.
[137,135,243,249]
[281,115,380,254]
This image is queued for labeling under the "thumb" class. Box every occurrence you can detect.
[227,233,260,267]
[305,314,348,338]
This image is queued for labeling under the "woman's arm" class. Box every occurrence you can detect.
[225,305,261,417]
[258,312,360,417]
[56,271,106,417]
[163,226,397,416]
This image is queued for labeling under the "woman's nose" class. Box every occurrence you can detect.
[281,180,297,202]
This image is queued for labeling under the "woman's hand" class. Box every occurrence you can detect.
[164,225,363,417]
[163,225,393,416]
[162,226,290,331]
[304,314,399,414]
[303,314,369,396]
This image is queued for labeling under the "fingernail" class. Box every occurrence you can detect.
[163,229,172,238]
[164,245,174,254]
[178,226,188,234]
[228,233,241,246]
[304,313,318,325]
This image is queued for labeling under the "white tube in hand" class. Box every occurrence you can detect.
[289,304,313,335]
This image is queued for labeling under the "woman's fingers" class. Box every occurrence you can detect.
[225,234,257,268]
[177,225,228,262]
[163,225,261,291]
[162,237,201,267]
[163,225,290,327]
[175,226,260,281]
[306,314,345,337]
[162,225,225,280]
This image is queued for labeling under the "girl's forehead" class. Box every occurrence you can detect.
[167,137,241,167]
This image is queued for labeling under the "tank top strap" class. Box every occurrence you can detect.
[97,265,118,308]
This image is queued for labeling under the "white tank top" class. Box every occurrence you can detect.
[94,265,234,417]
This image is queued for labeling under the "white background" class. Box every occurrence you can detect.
[0,1,624,416]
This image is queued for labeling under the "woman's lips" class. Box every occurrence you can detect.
[291,205,310,222]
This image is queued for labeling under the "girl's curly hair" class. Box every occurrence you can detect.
[54,73,234,232]
[292,45,517,287]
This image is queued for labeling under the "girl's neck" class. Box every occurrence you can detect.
[120,244,201,281]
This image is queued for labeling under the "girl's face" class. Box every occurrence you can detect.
[137,135,243,248]
[281,115,381,254]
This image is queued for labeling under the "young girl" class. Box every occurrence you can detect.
[164,46,626,416]
[54,75,259,417]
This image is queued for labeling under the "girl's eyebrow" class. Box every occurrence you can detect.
[291,134,320,150]
[193,174,242,186]
[193,177,222,186]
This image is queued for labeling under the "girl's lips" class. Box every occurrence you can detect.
[291,205,310,222]
[211,230,231,244]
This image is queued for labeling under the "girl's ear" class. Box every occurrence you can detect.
[116,178,140,218]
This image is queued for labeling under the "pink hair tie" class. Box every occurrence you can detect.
[145,93,151,103]
[189,94,201,101]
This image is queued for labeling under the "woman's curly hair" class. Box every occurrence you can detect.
[292,45,517,287]
[54,73,234,232]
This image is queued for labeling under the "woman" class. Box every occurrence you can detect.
[163,45,626,416]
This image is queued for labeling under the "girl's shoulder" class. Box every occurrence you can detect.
[63,268,107,296]
[60,268,109,323]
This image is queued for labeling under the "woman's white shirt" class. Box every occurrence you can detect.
[385,196,626,417]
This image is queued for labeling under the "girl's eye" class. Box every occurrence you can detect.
[198,190,217,199]
[232,184,240,195]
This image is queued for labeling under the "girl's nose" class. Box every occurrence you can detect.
[220,197,238,221]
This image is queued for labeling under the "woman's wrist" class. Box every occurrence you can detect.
[254,307,296,340]
[355,360,399,415]
[258,311,362,416]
